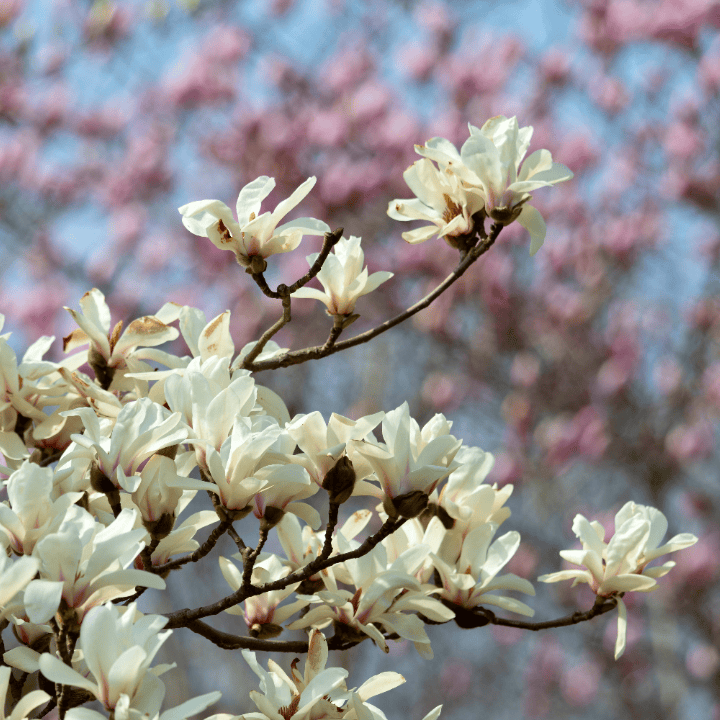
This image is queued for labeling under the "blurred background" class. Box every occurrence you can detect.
[1,0,719,718]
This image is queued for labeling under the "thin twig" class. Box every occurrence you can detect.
[242,225,502,373]
[248,227,344,300]
[241,295,291,365]
[488,595,619,630]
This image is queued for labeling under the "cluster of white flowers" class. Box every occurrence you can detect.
[388,115,573,254]
[538,502,699,658]
[0,117,699,720]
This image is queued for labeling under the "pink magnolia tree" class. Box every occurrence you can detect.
[0,0,718,718]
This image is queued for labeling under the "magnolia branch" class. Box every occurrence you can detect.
[180,597,619,655]
[240,223,502,373]
[164,516,407,628]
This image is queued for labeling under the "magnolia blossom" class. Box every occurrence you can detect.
[219,553,308,638]
[240,628,417,720]
[288,535,454,658]
[37,602,223,720]
[285,410,384,489]
[0,463,82,555]
[431,521,535,616]
[38,602,172,713]
[291,235,393,316]
[353,402,462,518]
[25,506,165,624]
[387,159,484,245]
[178,176,330,269]
[60,398,188,494]
[411,115,573,254]
[169,418,287,516]
[63,289,179,386]
[163,355,258,471]
[538,502,698,658]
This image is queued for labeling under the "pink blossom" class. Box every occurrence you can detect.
[395,41,439,82]
[560,661,600,706]
[539,47,572,86]
[306,109,349,147]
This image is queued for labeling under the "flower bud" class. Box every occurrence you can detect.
[321,455,356,504]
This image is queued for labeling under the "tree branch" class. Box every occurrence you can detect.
[241,225,502,373]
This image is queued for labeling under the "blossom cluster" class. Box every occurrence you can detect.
[388,115,573,254]
[0,115,699,720]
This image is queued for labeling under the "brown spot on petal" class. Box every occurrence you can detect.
[109,320,123,352]
[125,316,170,336]
[216,219,233,244]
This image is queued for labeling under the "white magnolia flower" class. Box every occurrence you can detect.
[241,628,406,720]
[163,355,257,472]
[63,289,179,388]
[60,398,188,494]
[169,417,281,516]
[130,455,187,533]
[414,115,573,254]
[179,176,330,270]
[353,402,462,518]
[0,462,82,555]
[387,159,484,245]
[291,235,393,316]
[38,602,172,715]
[289,535,453,658]
[25,506,165,624]
[219,553,308,638]
[431,522,535,617]
[538,502,698,658]
[437,446,512,529]
[285,410,384,489]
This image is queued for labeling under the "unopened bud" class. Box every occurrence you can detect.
[322,456,356,504]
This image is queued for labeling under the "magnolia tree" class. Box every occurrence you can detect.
[0,115,700,720]
[2,0,720,717]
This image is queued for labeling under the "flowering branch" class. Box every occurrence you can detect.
[240,223,502,372]
[165,516,407,628]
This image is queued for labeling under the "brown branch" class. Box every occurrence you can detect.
[241,295,292,365]
[449,595,619,631]
[184,619,364,652]
[248,227,344,300]
[242,225,502,373]
[151,515,232,575]
[165,516,406,628]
